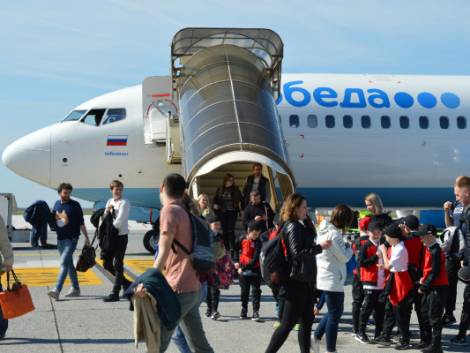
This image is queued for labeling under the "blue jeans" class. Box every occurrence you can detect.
[30,223,48,247]
[170,282,209,353]
[55,237,79,293]
[0,281,7,337]
[314,291,344,353]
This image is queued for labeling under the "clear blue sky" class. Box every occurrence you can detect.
[1,0,469,207]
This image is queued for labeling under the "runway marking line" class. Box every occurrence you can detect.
[11,267,103,287]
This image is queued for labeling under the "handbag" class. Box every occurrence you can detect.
[0,270,35,319]
[76,230,98,272]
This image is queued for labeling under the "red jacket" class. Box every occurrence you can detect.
[267,227,288,256]
[359,240,379,285]
[239,237,261,269]
[353,235,369,277]
[420,243,448,289]
[405,235,425,269]
[268,229,278,241]
[390,271,414,306]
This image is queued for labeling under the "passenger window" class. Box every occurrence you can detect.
[81,109,106,126]
[419,116,429,129]
[400,115,410,129]
[307,114,318,128]
[440,116,449,129]
[343,115,353,129]
[103,108,126,125]
[289,114,300,128]
[457,116,466,129]
[361,115,371,129]
[325,115,335,128]
[381,115,391,129]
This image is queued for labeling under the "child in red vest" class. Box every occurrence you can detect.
[379,224,414,350]
[235,220,263,321]
[416,224,449,353]
[351,215,372,338]
[401,215,427,346]
[356,219,386,344]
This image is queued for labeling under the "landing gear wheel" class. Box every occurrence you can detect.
[143,230,158,254]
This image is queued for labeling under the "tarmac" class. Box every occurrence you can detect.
[1,220,468,353]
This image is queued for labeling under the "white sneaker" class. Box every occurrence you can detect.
[211,312,220,320]
[311,335,320,353]
[48,288,60,301]
[64,288,81,298]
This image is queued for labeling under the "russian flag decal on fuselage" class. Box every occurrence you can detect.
[107,135,128,146]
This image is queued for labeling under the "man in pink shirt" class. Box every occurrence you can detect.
[136,173,213,353]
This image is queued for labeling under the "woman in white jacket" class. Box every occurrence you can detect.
[312,205,354,353]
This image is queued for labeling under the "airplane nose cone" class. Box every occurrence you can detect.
[2,127,51,186]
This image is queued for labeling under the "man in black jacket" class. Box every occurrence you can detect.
[451,176,470,347]
[242,163,269,207]
[243,191,274,234]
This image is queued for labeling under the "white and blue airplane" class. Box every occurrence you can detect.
[3,73,468,215]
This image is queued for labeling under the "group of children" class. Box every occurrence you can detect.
[202,207,461,353]
[352,214,449,353]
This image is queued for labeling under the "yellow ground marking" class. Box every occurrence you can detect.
[95,259,134,282]
[11,267,103,287]
[124,259,154,275]
[14,253,59,257]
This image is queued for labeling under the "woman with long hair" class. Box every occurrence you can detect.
[312,204,355,353]
[197,193,214,219]
[213,174,243,258]
[265,193,331,353]
[364,193,392,225]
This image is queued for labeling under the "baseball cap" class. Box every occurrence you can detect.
[206,214,220,224]
[403,215,420,230]
[384,224,403,239]
[417,224,437,236]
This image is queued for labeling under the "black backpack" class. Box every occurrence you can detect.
[260,225,288,286]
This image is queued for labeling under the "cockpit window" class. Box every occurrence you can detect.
[81,109,106,126]
[62,110,86,122]
[102,108,126,125]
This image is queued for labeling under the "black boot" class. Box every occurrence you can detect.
[415,331,431,349]
[422,332,443,353]
[395,338,412,350]
[103,293,120,302]
[240,307,248,319]
[422,343,443,353]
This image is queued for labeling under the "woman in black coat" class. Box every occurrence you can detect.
[265,193,331,353]
[213,173,243,258]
